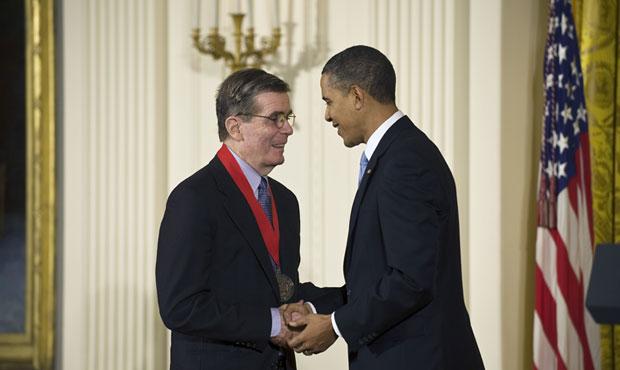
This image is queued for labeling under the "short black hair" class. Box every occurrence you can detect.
[216,68,290,141]
[321,45,396,104]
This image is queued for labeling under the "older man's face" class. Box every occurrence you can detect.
[237,92,293,175]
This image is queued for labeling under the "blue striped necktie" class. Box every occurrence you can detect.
[358,152,369,186]
[257,177,272,223]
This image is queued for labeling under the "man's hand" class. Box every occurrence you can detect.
[270,307,298,348]
[287,314,337,355]
[271,300,316,348]
[281,300,312,326]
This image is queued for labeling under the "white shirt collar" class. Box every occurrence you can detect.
[364,110,404,160]
[225,144,265,198]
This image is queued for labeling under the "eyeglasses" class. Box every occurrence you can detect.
[237,112,296,129]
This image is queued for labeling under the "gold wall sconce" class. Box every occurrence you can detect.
[192,0,282,72]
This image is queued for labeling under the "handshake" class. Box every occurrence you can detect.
[270,301,338,356]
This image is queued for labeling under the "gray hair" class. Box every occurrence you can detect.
[321,45,396,104]
[216,68,290,141]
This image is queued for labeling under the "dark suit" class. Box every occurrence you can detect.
[156,155,339,370]
[314,116,484,370]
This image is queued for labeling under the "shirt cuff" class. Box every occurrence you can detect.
[306,302,317,314]
[270,308,281,337]
[331,312,342,337]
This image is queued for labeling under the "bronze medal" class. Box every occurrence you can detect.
[276,269,294,302]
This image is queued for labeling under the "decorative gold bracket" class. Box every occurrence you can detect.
[192,14,281,72]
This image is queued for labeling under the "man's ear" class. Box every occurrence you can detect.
[350,85,365,110]
[225,116,243,140]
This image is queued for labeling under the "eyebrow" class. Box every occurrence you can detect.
[265,109,293,116]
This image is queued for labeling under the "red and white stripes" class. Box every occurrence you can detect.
[534,139,599,370]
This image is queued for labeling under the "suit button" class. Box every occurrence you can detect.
[347,289,351,297]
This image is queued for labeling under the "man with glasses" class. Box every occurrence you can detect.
[156,68,340,370]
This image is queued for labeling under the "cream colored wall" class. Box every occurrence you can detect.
[499,0,546,368]
[60,0,544,369]
[469,0,547,368]
[469,0,545,369]
[61,0,168,369]
[469,0,503,365]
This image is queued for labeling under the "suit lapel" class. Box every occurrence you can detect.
[271,185,296,281]
[343,168,372,275]
[343,117,413,275]
[210,158,281,302]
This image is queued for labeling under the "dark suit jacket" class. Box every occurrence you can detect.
[313,116,484,370]
[156,155,341,370]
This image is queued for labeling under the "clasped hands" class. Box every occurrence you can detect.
[270,300,337,356]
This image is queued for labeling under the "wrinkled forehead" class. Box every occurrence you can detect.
[253,91,291,113]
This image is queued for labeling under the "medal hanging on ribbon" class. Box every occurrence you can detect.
[217,145,294,302]
[275,267,294,302]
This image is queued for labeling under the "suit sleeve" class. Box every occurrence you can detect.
[296,283,347,314]
[155,184,271,342]
[334,146,442,350]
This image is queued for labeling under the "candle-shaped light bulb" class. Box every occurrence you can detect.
[195,0,201,28]
[206,0,219,29]
[246,0,254,28]
[269,0,280,28]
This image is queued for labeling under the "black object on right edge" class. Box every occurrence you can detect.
[585,244,620,324]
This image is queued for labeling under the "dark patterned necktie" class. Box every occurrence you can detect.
[257,177,272,223]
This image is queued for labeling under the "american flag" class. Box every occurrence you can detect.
[533,0,599,369]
